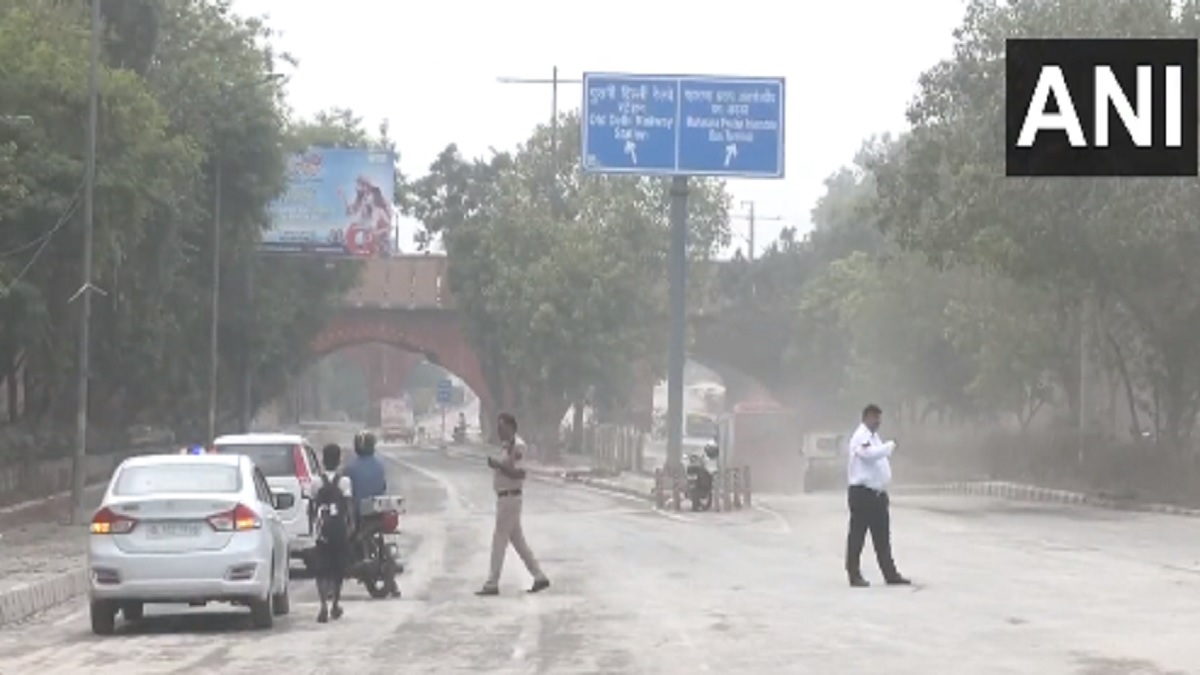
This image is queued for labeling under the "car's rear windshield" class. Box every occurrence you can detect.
[114,464,241,496]
[216,444,296,477]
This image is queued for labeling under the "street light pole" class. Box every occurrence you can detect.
[206,73,281,441]
[207,158,222,442]
[734,200,783,261]
[69,0,101,524]
[496,67,582,210]
[241,258,254,432]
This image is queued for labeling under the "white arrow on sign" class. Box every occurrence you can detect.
[624,140,638,164]
[724,143,738,167]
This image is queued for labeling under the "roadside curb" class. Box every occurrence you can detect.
[892,480,1200,517]
[560,474,655,502]
[0,570,87,627]
[441,448,657,502]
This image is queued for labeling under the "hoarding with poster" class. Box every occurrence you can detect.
[262,147,397,257]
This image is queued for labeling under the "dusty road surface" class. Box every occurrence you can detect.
[0,447,1197,674]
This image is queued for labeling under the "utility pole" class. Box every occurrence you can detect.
[1078,291,1096,464]
[497,67,587,447]
[734,200,783,261]
[69,0,102,525]
[207,158,222,442]
[207,73,281,441]
[241,258,254,432]
[496,67,582,207]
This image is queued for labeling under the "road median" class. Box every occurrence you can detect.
[892,480,1200,517]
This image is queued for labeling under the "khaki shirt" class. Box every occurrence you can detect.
[492,441,526,492]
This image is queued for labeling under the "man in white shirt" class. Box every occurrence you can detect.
[845,404,911,588]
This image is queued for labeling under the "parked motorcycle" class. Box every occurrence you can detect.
[685,452,715,512]
[348,495,406,598]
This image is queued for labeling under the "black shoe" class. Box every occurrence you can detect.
[317,608,329,623]
[331,605,343,620]
[528,578,550,594]
[885,575,912,586]
[849,576,870,588]
[475,586,499,596]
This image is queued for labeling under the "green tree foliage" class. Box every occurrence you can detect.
[867,0,1200,446]
[708,0,1197,451]
[408,113,731,445]
[0,0,359,451]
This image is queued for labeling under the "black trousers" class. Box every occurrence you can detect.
[845,485,899,579]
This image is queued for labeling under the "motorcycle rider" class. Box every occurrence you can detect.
[342,430,400,597]
[344,431,387,522]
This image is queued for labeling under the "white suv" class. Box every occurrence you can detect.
[211,433,321,566]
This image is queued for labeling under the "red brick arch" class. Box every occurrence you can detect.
[310,309,494,419]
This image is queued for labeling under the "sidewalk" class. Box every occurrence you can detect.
[0,486,103,626]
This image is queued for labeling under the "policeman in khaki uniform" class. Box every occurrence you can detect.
[477,413,551,596]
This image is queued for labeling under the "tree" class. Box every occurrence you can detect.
[869,0,1200,447]
[409,113,732,447]
[0,0,358,452]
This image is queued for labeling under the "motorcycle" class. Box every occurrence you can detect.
[685,444,719,511]
[347,495,406,599]
[452,423,467,443]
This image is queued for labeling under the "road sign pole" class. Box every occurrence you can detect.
[441,406,447,443]
[580,71,784,476]
[665,176,689,475]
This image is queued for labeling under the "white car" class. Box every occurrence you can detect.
[87,453,292,634]
[211,433,322,566]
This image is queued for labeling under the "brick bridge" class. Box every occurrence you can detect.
[309,256,779,425]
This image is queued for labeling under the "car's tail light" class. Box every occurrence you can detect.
[293,444,311,495]
[207,503,262,531]
[381,511,400,533]
[90,507,137,535]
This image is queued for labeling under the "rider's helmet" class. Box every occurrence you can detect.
[353,430,377,456]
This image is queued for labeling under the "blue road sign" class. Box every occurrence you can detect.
[582,73,785,178]
[436,378,453,404]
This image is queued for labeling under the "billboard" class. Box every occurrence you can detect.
[262,147,397,257]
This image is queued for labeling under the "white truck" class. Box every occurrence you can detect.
[380,397,415,443]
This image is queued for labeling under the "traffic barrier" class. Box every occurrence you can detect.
[653,465,753,512]
[588,424,645,473]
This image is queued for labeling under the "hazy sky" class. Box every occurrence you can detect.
[233,0,966,255]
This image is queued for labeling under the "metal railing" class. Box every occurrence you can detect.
[652,464,753,512]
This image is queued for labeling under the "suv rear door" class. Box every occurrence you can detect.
[212,442,312,545]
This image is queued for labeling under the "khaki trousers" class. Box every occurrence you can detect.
[484,494,545,588]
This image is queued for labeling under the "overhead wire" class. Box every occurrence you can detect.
[0,181,84,259]
[0,182,84,294]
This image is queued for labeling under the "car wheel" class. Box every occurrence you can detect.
[121,602,144,622]
[90,600,117,635]
[249,568,275,629]
[272,567,291,616]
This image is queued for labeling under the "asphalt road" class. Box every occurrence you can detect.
[0,447,1197,674]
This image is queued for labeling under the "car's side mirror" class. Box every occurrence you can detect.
[272,491,295,510]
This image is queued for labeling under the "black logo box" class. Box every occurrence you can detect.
[1006,39,1198,177]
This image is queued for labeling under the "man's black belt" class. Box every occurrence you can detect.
[850,484,886,495]
[497,489,523,498]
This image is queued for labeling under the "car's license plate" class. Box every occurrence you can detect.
[146,522,202,538]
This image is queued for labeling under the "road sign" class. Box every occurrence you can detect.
[581,73,785,178]
[436,378,453,405]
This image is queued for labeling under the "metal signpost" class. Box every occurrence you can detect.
[437,378,453,441]
[581,73,785,473]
